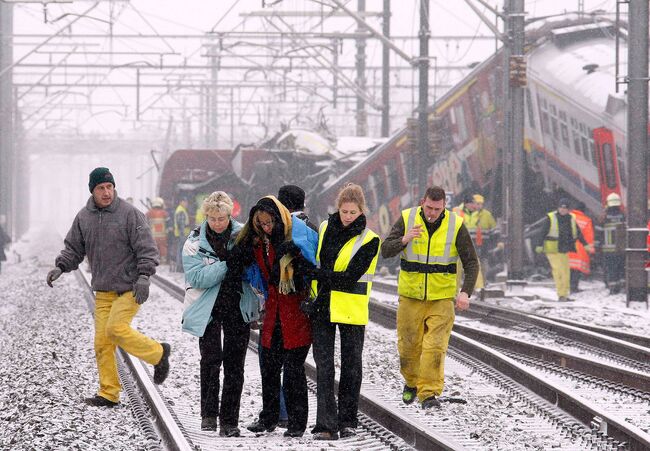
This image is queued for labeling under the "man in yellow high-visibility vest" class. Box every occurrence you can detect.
[534,198,590,301]
[381,186,479,409]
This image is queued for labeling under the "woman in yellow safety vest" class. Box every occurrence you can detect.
[300,183,380,441]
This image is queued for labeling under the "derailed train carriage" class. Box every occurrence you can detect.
[312,15,649,245]
[157,130,376,221]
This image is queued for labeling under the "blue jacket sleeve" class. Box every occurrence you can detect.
[182,238,228,289]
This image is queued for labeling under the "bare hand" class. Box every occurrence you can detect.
[455,291,470,311]
[402,224,423,245]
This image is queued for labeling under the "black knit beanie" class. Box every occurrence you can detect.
[278,185,305,211]
[88,167,116,192]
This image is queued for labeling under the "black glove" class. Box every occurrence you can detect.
[316,269,334,285]
[276,240,301,259]
[292,254,317,277]
[46,267,63,287]
[133,275,150,304]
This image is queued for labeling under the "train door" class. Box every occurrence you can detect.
[592,127,622,207]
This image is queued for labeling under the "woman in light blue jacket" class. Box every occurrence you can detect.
[181,191,255,437]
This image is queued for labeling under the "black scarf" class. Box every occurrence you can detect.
[319,212,367,271]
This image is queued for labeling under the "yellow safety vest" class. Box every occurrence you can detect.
[312,221,379,325]
[174,205,190,237]
[543,211,577,254]
[398,207,463,301]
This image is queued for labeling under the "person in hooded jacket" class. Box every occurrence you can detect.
[181,191,251,437]
[237,196,315,438]
[299,183,380,440]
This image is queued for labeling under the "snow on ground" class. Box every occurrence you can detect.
[2,228,647,450]
[486,278,650,336]
[0,227,152,451]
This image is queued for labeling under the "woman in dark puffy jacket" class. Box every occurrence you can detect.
[236,196,315,438]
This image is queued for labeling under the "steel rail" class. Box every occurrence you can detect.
[467,300,650,363]
[373,280,650,362]
[74,270,194,451]
[367,300,650,450]
[151,274,465,451]
[453,321,650,392]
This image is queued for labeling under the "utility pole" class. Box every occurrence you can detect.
[417,0,430,190]
[625,0,649,306]
[507,0,526,280]
[0,2,14,236]
[208,37,219,147]
[355,0,368,136]
[381,0,390,137]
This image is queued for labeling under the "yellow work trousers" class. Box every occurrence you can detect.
[457,260,484,290]
[546,253,570,298]
[94,291,163,402]
[396,295,455,401]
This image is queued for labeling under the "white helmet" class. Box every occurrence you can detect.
[606,193,621,207]
[152,197,165,208]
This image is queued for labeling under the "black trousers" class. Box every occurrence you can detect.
[311,319,365,433]
[199,309,250,426]
[259,322,310,432]
[604,253,625,292]
[570,269,581,292]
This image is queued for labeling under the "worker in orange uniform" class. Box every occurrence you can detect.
[146,197,170,263]
[568,201,594,293]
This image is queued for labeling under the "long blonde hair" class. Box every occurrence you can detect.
[336,183,366,213]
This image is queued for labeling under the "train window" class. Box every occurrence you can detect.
[581,136,589,160]
[560,123,570,146]
[541,111,550,134]
[386,162,400,199]
[559,111,567,122]
[373,169,387,202]
[618,158,626,187]
[572,131,581,155]
[455,105,469,143]
[550,104,557,116]
[525,88,535,129]
[602,143,618,189]
[551,117,560,140]
[589,140,597,165]
[364,178,377,212]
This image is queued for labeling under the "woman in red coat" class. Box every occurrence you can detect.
[236,196,312,438]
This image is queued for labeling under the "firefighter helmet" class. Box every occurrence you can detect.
[606,193,621,207]
[152,197,165,208]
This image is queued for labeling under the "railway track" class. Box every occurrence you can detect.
[371,279,650,450]
[152,274,466,450]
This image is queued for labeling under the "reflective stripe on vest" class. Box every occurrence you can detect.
[312,220,379,325]
[602,221,623,253]
[398,207,462,300]
[543,212,577,254]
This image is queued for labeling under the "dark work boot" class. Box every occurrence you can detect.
[153,342,171,384]
[402,385,417,405]
[84,395,119,407]
[422,395,441,409]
